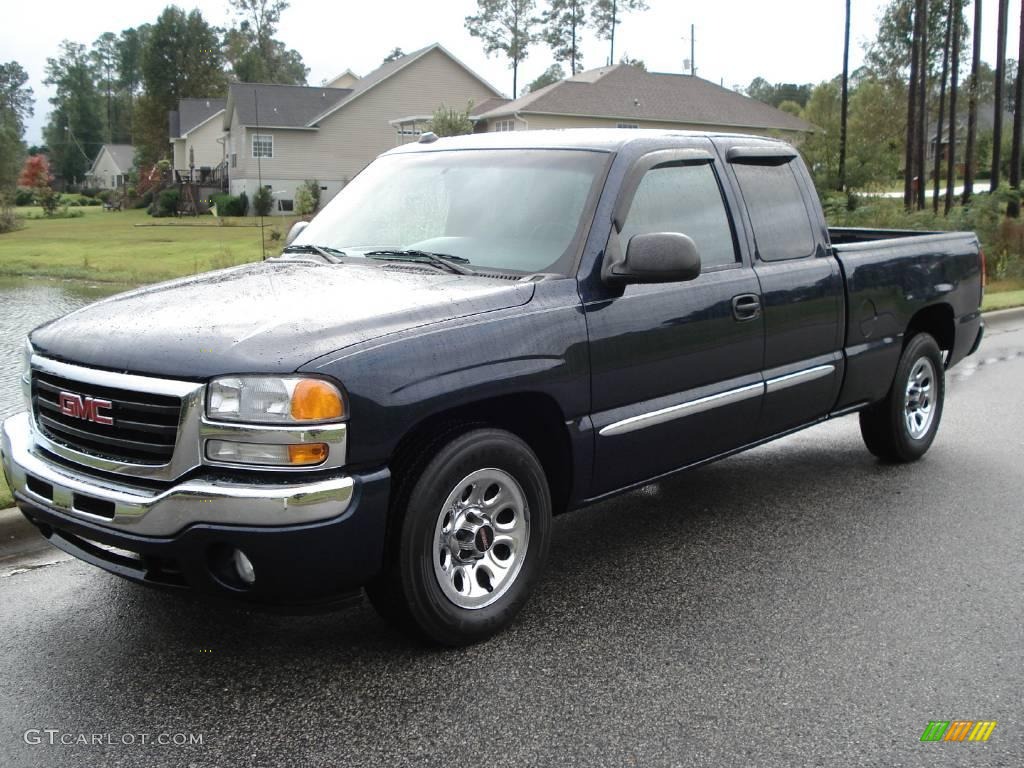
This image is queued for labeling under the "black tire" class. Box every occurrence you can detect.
[859,332,945,462]
[367,428,551,646]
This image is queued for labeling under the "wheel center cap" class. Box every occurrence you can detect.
[474,524,495,553]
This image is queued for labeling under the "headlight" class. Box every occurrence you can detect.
[206,376,345,424]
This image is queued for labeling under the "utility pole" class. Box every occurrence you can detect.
[692,24,696,76]
[839,0,851,191]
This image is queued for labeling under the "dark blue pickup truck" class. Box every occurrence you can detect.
[1,130,984,645]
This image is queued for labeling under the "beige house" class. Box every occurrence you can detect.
[168,99,227,180]
[472,64,813,140]
[219,44,503,214]
[85,144,134,189]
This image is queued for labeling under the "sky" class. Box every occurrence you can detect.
[3,0,1022,146]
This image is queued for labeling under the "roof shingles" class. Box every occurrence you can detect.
[477,65,813,133]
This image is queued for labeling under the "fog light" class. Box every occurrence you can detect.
[206,440,328,466]
[232,548,255,585]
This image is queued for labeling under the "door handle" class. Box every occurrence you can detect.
[732,294,762,321]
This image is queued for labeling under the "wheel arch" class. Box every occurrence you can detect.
[389,392,575,517]
[906,302,955,355]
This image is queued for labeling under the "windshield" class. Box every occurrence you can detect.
[292,149,608,274]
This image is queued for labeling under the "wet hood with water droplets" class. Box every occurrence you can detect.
[30,260,534,378]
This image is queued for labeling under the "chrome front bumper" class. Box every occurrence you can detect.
[1,411,355,537]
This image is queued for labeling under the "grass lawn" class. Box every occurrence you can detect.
[0,207,301,284]
[0,475,10,509]
[982,288,1024,311]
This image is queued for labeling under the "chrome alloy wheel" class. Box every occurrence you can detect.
[433,468,530,610]
[904,356,937,439]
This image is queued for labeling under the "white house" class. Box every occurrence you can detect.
[85,144,135,189]
[218,44,504,214]
[168,98,227,181]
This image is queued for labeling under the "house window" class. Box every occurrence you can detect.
[493,119,516,132]
[252,134,273,158]
[617,123,639,129]
[278,199,294,212]
[231,153,237,168]
[114,174,124,187]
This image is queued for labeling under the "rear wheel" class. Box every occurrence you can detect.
[859,332,945,462]
[367,428,551,646]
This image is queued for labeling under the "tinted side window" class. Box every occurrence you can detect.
[732,162,815,261]
[620,163,738,270]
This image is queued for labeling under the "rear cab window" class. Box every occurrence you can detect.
[730,159,817,262]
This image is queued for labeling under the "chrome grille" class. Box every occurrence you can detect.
[31,369,182,465]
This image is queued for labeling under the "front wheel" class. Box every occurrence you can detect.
[859,332,945,462]
[367,428,551,646]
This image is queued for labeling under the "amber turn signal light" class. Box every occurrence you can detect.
[290,379,344,421]
[288,443,329,465]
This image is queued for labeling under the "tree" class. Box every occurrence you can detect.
[383,48,405,64]
[865,0,968,82]
[1010,0,1024,209]
[0,61,34,194]
[524,63,564,93]
[777,100,803,116]
[590,0,648,65]
[800,80,842,190]
[905,0,923,210]
[18,154,58,214]
[963,0,982,202]
[116,26,149,142]
[745,78,813,108]
[848,78,907,188]
[945,0,962,214]
[91,32,119,142]
[543,0,588,75]
[428,102,474,137]
[933,0,953,212]
[253,184,272,216]
[43,41,104,185]
[991,0,1009,190]
[839,0,851,190]
[618,54,646,70]
[226,0,308,84]
[136,7,227,164]
[466,0,538,96]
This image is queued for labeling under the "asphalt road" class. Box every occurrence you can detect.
[2,316,1023,768]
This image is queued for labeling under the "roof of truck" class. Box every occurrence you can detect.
[385,128,788,155]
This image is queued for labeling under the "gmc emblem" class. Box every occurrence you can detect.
[58,392,114,426]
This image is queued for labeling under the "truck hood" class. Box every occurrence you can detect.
[30,260,534,378]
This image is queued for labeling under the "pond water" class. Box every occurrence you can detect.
[0,277,128,421]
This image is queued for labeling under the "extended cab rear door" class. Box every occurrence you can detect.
[717,139,845,439]
[582,138,765,497]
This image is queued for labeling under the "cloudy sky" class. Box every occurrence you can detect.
[3,0,1021,145]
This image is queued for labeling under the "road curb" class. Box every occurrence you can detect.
[982,305,1024,325]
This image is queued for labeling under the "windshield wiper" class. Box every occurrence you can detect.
[363,249,475,275]
[282,244,347,263]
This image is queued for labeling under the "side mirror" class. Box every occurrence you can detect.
[285,220,309,247]
[602,232,702,286]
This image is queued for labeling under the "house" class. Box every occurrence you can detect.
[85,144,135,189]
[168,98,227,183]
[218,44,504,213]
[929,102,1014,175]
[471,65,813,140]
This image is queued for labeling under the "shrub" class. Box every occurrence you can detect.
[238,191,249,216]
[304,179,321,211]
[133,190,153,209]
[36,187,60,216]
[213,193,249,217]
[14,187,34,206]
[155,188,180,217]
[253,186,272,216]
[79,187,99,198]
[294,185,315,216]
